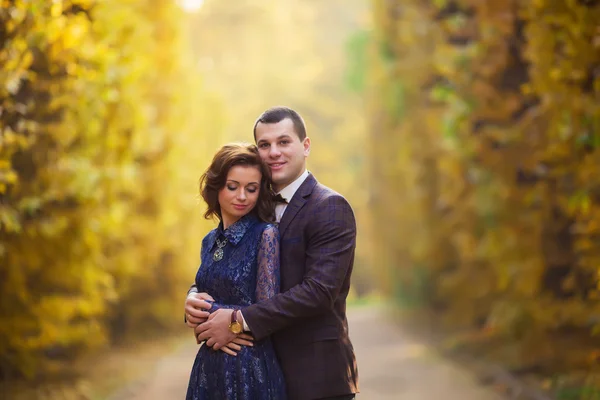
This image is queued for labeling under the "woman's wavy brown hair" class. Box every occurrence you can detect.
[199,143,276,223]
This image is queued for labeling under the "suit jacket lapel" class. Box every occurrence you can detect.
[278,174,317,237]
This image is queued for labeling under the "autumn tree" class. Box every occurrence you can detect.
[368,0,600,376]
[0,0,220,378]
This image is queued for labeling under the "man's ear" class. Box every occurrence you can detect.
[303,137,311,156]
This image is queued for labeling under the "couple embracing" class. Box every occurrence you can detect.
[184,106,359,400]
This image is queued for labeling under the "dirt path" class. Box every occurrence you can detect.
[111,305,505,400]
[349,306,504,399]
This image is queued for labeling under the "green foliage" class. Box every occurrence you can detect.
[345,29,371,93]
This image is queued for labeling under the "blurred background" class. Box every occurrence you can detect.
[1,0,599,398]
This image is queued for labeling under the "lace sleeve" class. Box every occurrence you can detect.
[256,224,281,301]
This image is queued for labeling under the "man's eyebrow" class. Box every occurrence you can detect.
[258,134,292,143]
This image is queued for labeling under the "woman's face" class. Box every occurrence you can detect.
[218,165,261,228]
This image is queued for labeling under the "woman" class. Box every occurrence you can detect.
[186,143,286,400]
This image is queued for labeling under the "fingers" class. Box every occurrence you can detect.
[202,337,223,350]
[183,293,213,331]
[194,321,209,336]
[186,317,207,329]
[185,300,210,313]
[213,341,224,350]
[220,347,237,356]
[232,337,253,347]
[226,343,242,352]
[185,307,209,321]
[207,311,218,320]
[195,326,211,344]
[196,292,215,302]
[186,314,207,325]
[186,298,213,313]
[237,333,254,341]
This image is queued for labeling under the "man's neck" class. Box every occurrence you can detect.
[276,170,309,201]
[275,170,305,193]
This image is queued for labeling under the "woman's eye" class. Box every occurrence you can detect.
[247,188,257,193]
[227,185,237,191]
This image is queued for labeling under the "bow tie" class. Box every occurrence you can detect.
[274,194,288,204]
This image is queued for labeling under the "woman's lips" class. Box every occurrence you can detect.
[233,204,247,210]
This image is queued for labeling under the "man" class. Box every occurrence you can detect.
[185,106,359,400]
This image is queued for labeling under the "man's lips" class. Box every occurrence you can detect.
[269,162,286,171]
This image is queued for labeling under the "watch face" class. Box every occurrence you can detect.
[229,322,243,334]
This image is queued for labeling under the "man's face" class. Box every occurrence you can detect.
[255,118,310,192]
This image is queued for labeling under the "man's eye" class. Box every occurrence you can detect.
[279,140,289,145]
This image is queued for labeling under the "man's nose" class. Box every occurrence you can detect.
[269,145,281,157]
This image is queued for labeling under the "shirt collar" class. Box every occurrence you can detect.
[278,170,309,203]
[216,213,258,246]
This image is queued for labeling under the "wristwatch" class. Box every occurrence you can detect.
[229,309,243,334]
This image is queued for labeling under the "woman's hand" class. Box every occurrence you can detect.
[185,292,214,329]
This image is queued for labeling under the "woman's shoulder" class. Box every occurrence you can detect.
[256,221,279,237]
[201,228,218,244]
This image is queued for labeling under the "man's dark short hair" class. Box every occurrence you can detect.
[253,106,307,141]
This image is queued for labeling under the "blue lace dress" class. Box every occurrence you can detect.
[186,214,287,400]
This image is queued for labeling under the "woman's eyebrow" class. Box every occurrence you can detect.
[226,180,260,185]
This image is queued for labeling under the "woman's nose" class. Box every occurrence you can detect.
[237,189,247,200]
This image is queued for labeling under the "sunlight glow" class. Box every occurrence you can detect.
[178,0,205,13]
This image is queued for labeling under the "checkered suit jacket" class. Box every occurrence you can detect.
[242,173,359,400]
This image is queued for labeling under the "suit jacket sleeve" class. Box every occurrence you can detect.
[241,194,356,340]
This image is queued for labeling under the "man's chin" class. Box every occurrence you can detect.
[272,174,287,188]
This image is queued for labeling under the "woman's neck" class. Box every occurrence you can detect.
[222,216,241,230]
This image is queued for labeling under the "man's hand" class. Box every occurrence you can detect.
[195,309,237,350]
[219,333,254,356]
[185,292,214,329]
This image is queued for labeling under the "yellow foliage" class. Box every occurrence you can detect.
[369,0,600,371]
[187,0,374,292]
[0,0,220,378]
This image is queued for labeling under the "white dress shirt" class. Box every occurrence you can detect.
[240,169,310,331]
[275,169,309,222]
